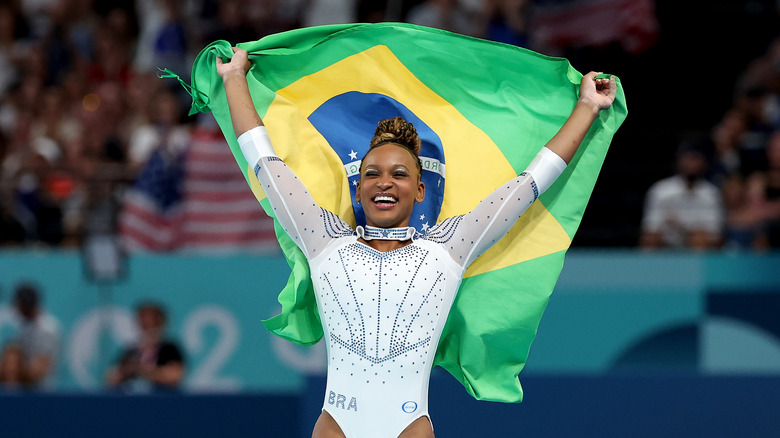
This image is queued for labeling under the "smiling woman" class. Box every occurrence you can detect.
[355,118,426,238]
[216,46,616,438]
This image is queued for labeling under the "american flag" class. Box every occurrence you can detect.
[529,0,659,55]
[119,124,278,253]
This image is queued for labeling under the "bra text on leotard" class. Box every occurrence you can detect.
[328,391,358,411]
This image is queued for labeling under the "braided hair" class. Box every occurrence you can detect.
[361,117,423,175]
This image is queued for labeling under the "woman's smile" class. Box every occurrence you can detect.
[372,192,399,209]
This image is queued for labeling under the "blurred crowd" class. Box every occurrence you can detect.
[0,0,536,249]
[0,0,300,247]
[639,34,780,251]
[0,0,776,251]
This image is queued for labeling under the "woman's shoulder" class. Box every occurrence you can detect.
[320,209,357,239]
[417,215,465,244]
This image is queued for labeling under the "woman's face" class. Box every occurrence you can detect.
[356,144,425,229]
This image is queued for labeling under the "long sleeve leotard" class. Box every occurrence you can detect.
[238,126,565,438]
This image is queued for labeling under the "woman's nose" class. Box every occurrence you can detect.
[376,177,392,189]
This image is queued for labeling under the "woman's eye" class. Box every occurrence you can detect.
[394,170,408,177]
[364,170,378,177]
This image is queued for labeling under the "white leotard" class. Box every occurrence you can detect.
[238,127,565,438]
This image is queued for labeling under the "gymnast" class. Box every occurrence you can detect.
[217,47,616,438]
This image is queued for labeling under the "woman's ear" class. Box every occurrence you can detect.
[355,181,361,203]
[416,181,426,203]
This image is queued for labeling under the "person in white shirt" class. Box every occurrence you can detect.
[0,282,61,389]
[640,142,724,249]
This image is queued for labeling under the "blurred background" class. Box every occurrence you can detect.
[0,0,779,436]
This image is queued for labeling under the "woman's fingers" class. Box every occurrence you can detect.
[607,75,617,99]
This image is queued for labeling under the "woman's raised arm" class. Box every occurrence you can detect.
[217,48,263,137]
[427,73,617,268]
[216,48,354,259]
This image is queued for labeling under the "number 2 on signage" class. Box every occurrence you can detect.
[183,305,241,391]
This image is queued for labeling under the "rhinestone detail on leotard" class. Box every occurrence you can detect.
[319,242,447,369]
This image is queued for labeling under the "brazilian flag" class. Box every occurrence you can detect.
[186,22,627,402]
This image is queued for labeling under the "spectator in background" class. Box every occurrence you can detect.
[105,301,185,393]
[18,0,57,39]
[87,22,134,87]
[0,282,61,390]
[301,0,357,27]
[149,0,194,81]
[732,84,773,176]
[755,131,780,247]
[478,0,529,47]
[738,35,780,130]
[126,87,190,176]
[640,140,724,250]
[0,92,67,245]
[721,172,768,250]
[0,130,25,244]
[407,0,478,36]
[356,0,388,22]
[201,0,260,46]
[711,108,748,182]
[0,204,25,244]
[0,4,26,98]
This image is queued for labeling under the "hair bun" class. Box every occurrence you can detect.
[369,117,421,156]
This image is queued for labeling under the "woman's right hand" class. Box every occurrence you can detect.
[216,47,251,82]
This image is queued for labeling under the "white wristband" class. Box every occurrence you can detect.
[237,126,277,166]
[525,147,567,194]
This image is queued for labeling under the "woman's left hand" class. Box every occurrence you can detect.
[579,71,617,111]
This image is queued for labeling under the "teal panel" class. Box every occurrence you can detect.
[2,250,779,388]
[524,250,705,372]
[703,253,780,291]
[526,289,702,372]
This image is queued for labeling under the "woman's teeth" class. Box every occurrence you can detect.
[373,195,397,203]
